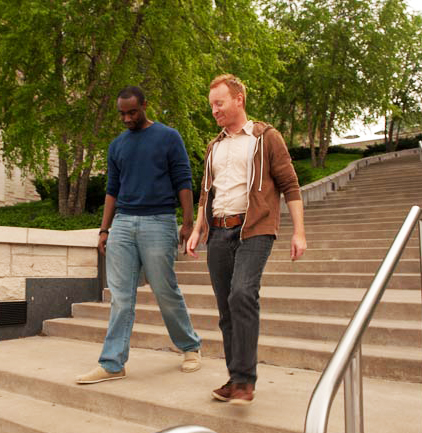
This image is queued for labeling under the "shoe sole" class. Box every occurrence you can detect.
[229,398,254,406]
[76,375,126,385]
[211,391,231,402]
[181,365,201,373]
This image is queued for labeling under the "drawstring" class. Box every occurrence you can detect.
[258,134,264,191]
[204,153,211,192]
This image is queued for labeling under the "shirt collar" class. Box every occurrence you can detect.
[223,120,254,138]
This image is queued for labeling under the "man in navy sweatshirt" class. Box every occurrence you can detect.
[76,86,202,384]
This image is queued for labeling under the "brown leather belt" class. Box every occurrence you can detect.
[212,214,245,228]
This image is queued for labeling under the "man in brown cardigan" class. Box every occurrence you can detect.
[187,74,306,405]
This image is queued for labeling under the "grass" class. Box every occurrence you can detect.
[293,153,363,186]
[0,153,363,230]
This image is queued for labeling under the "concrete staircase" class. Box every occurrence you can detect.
[1,154,422,433]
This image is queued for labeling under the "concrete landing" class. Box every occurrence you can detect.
[0,336,421,433]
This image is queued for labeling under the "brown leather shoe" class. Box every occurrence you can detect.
[229,383,254,405]
[212,380,233,402]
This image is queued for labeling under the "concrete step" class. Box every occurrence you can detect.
[351,176,421,184]
[282,210,410,223]
[334,180,422,189]
[278,220,410,233]
[0,389,154,433]
[306,198,421,210]
[317,189,421,200]
[324,190,421,200]
[1,337,421,433]
[71,302,422,349]
[273,238,419,249]
[175,259,420,274]
[304,201,421,212]
[176,271,421,290]
[179,247,420,261]
[276,229,418,241]
[282,215,409,226]
[42,319,422,382]
[100,285,422,321]
[309,197,421,209]
[292,203,418,216]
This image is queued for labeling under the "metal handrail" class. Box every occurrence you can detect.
[304,205,422,433]
[156,427,217,433]
[419,140,422,160]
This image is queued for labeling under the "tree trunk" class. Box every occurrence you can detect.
[58,155,69,216]
[395,120,402,149]
[317,112,328,168]
[306,100,317,167]
[386,117,395,152]
[318,108,336,167]
[75,166,92,215]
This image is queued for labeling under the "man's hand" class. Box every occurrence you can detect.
[290,233,307,261]
[186,230,201,258]
[179,223,194,254]
[98,233,108,256]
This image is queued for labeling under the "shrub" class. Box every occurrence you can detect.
[288,145,362,161]
[33,175,107,213]
[362,133,422,157]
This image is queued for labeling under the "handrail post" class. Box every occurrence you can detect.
[344,345,364,433]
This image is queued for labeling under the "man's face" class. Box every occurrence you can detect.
[117,96,147,130]
[209,83,243,129]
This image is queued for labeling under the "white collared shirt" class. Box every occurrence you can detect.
[212,120,254,217]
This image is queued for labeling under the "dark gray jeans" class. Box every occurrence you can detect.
[207,225,274,384]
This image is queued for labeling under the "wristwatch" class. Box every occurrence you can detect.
[99,229,109,235]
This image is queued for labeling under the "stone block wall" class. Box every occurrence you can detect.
[0,165,40,206]
[0,227,98,301]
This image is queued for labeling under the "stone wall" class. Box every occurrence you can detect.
[0,146,59,207]
[0,227,98,301]
[0,164,40,206]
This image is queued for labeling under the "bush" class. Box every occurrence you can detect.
[362,133,422,157]
[33,178,59,204]
[288,145,362,161]
[291,163,314,186]
[0,200,102,229]
[33,175,107,213]
[85,174,107,213]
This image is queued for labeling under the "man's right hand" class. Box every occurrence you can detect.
[98,233,108,256]
[186,230,201,258]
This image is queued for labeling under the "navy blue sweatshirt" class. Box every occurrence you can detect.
[106,122,192,215]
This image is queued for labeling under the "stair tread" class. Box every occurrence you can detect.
[177,258,419,264]
[0,389,154,433]
[74,302,422,330]
[176,270,420,276]
[146,285,422,303]
[1,336,421,433]
[45,317,422,359]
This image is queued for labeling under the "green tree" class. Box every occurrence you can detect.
[0,0,280,213]
[0,0,149,215]
[369,0,422,151]
[266,0,378,167]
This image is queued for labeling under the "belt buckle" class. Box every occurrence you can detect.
[223,215,229,228]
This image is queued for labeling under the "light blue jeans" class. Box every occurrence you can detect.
[99,213,201,373]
